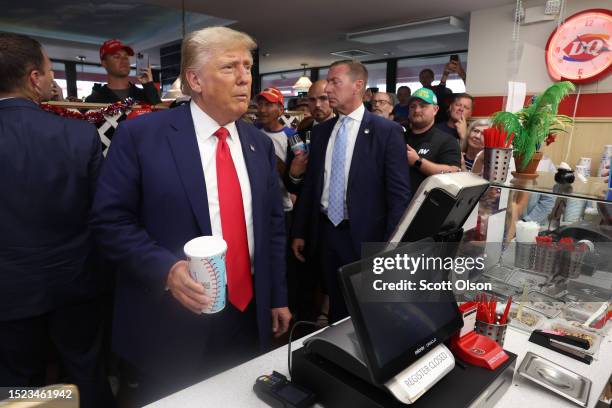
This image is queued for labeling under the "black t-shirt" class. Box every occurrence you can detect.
[405,125,461,192]
[432,85,453,123]
[435,122,459,140]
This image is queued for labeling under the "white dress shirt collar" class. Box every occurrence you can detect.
[337,103,365,124]
[190,100,238,141]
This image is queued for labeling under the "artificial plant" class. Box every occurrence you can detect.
[491,81,575,170]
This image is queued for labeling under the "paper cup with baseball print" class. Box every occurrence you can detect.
[184,236,227,314]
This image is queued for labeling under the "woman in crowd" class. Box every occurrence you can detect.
[462,118,490,173]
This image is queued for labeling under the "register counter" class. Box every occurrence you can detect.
[146,323,612,408]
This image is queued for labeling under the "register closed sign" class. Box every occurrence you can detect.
[385,344,456,404]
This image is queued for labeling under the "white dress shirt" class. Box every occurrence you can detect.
[190,101,255,268]
[320,104,365,212]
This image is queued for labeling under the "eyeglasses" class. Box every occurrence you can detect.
[372,99,392,106]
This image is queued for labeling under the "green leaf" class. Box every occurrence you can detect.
[490,81,575,169]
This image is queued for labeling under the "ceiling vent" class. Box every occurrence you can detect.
[346,16,465,44]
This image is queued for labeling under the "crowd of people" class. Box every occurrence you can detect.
[0,25,498,408]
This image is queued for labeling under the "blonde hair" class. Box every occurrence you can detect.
[180,26,257,96]
[462,118,491,153]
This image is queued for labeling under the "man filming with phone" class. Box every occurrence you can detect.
[85,39,161,104]
[418,54,467,124]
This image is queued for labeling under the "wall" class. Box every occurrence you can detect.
[466,0,612,96]
[542,118,612,171]
[467,0,611,170]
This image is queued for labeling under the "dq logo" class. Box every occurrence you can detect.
[563,34,610,62]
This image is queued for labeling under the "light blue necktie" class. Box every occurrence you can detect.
[328,116,350,226]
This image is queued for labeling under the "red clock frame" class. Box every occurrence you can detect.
[545,8,612,84]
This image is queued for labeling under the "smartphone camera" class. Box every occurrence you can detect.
[136,52,149,77]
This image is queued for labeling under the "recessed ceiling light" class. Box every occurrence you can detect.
[330,49,374,58]
[263,52,271,57]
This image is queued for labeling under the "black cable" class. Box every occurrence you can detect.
[287,320,320,379]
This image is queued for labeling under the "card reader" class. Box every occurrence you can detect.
[253,371,316,408]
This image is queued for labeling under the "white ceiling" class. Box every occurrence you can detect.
[145,0,518,72]
[2,0,518,73]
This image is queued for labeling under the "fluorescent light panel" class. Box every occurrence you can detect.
[347,16,465,44]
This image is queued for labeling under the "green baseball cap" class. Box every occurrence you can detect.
[409,87,438,105]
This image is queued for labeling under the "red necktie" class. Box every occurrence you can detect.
[214,127,253,311]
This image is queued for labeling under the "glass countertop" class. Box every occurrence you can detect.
[490,172,610,204]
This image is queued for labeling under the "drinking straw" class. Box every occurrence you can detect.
[500,296,512,324]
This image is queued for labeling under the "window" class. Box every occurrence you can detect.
[396,53,467,94]
[51,62,68,99]
[54,79,68,99]
[74,64,106,100]
[363,62,386,92]
[50,59,149,101]
[260,70,312,100]
[74,64,140,100]
[319,62,387,91]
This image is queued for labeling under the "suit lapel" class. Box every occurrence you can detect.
[236,120,262,253]
[347,109,372,191]
[166,105,212,235]
[317,117,339,188]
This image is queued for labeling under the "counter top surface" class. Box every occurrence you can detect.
[146,322,611,408]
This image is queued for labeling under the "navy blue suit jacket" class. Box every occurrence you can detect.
[0,98,103,320]
[292,109,411,257]
[90,104,287,374]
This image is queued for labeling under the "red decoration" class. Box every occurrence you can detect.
[127,106,153,120]
[40,98,138,125]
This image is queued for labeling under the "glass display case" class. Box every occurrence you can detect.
[455,170,611,358]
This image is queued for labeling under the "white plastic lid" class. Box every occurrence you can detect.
[184,236,227,258]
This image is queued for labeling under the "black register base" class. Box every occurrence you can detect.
[292,347,517,408]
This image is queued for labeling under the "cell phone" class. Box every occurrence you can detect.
[136,52,149,76]
[450,54,459,62]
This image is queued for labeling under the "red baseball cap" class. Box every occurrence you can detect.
[257,87,284,106]
[99,39,134,60]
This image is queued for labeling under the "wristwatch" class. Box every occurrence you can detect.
[414,158,423,168]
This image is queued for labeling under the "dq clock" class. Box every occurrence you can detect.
[545,8,612,83]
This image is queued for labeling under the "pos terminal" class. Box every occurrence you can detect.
[291,173,517,407]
